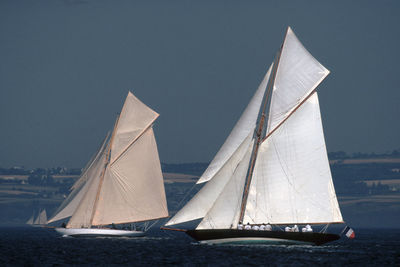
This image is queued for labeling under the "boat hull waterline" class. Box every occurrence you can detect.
[55,228,145,238]
[185,229,340,245]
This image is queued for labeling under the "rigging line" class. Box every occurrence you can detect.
[145,219,159,232]
[238,52,281,223]
[172,181,198,217]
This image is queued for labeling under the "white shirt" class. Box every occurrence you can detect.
[237,224,243,230]
[252,225,259,230]
[244,224,251,230]
[259,225,266,231]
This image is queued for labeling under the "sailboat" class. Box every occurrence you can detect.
[162,27,344,245]
[26,208,47,227]
[48,91,169,237]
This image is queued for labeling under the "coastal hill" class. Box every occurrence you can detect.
[0,150,399,228]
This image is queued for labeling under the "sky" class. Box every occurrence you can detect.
[0,0,399,168]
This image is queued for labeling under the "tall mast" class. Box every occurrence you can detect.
[238,30,287,224]
[89,114,120,227]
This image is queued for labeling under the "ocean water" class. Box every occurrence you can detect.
[0,226,399,266]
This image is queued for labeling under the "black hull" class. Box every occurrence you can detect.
[186,229,340,245]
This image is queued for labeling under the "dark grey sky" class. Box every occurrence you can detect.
[0,0,399,168]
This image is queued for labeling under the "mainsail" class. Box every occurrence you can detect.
[165,26,343,230]
[243,93,343,224]
[49,92,168,228]
[33,209,47,225]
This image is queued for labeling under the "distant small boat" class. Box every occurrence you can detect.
[48,91,169,237]
[27,208,47,227]
[163,27,344,245]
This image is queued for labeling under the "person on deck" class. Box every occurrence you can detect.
[265,224,272,231]
[237,223,243,230]
[293,225,299,232]
[252,225,259,230]
[259,224,266,231]
[244,223,251,230]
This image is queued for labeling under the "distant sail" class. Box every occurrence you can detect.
[33,209,47,225]
[26,214,34,225]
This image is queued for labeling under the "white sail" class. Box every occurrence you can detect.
[197,64,273,184]
[67,150,107,228]
[26,214,34,225]
[48,137,109,224]
[196,139,253,230]
[266,27,329,134]
[92,127,168,225]
[165,133,253,226]
[61,91,167,229]
[243,93,343,224]
[33,209,47,225]
[110,91,159,164]
[39,209,47,224]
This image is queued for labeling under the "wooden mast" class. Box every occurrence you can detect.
[89,114,120,227]
[238,29,288,224]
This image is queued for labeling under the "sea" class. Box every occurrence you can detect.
[0,226,399,266]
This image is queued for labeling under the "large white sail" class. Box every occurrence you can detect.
[243,93,343,224]
[197,65,273,184]
[196,139,253,230]
[266,27,329,134]
[110,91,159,164]
[61,91,167,228]
[92,127,168,225]
[165,133,253,226]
